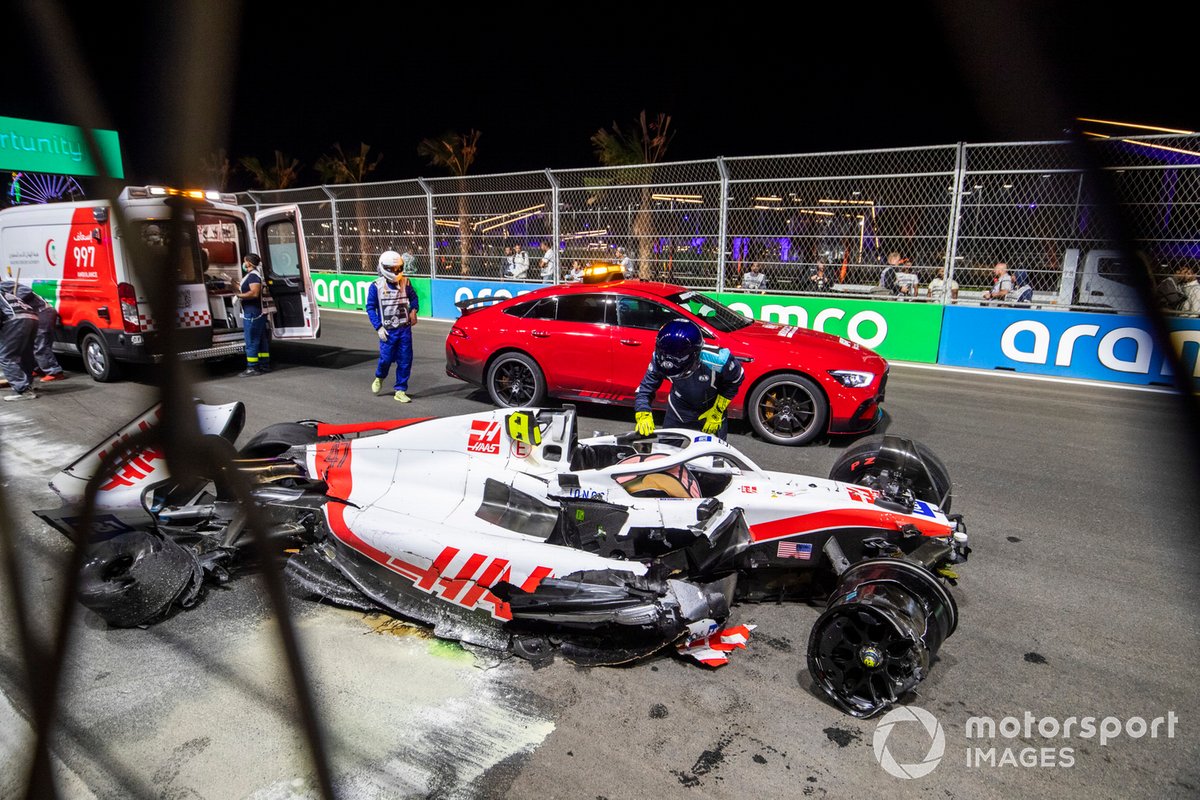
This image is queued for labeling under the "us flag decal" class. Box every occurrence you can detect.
[777,540,812,559]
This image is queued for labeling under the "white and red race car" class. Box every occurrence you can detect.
[37,402,970,718]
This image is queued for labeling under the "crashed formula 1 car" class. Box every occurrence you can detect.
[37,402,970,718]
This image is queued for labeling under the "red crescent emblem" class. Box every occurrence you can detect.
[45,239,57,267]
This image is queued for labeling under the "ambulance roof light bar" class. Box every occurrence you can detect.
[127,185,238,204]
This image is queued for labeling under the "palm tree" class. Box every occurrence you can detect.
[418,130,481,274]
[315,143,383,271]
[591,112,675,279]
[239,151,304,190]
[199,148,234,191]
[314,142,382,184]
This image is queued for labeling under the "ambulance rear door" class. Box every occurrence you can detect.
[254,205,319,339]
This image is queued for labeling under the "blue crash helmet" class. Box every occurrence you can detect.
[654,319,704,378]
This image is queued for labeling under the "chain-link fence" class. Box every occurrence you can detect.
[241,134,1200,314]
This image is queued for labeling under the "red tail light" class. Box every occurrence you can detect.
[449,325,468,339]
[117,282,141,333]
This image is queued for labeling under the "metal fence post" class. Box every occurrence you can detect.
[417,178,435,279]
[942,143,967,302]
[546,169,560,284]
[716,157,730,293]
[319,185,341,274]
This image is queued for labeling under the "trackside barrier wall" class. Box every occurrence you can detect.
[698,293,943,363]
[312,275,943,364]
[938,306,1200,388]
[311,272,431,320]
[308,277,1200,388]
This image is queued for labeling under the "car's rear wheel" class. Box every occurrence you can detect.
[78,531,203,627]
[747,374,828,446]
[486,352,546,408]
[239,422,321,458]
[81,331,120,382]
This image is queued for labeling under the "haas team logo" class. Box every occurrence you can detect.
[467,420,502,454]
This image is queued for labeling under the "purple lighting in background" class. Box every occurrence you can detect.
[732,237,748,260]
[778,237,791,261]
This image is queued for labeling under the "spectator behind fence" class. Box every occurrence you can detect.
[804,261,834,293]
[565,259,584,283]
[879,252,905,295]
[926,266,959,302]
[538,242,556,281]
[509,244,530,279]
[1008,269,1034,306]
[1177,265,1200,313]
[617,246,634,278]
[981,262,1012,303]
[741,262,767,291]
[895,263,918,298]
[500,246,514,278]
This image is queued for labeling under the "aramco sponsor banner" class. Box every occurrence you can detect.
[311,273,431,316]
[938,306,1200,387]
[701,292,943,363]
[430,279,540,319]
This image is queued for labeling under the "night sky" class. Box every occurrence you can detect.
[4,1,1192,189]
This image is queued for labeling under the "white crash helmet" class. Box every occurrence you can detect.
[378,250,402,278]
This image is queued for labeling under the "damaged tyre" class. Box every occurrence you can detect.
[78,531,204,627]
[239,422,320,458]
[807,558,957,718]
[828,434,953,511]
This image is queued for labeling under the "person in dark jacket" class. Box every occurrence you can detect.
[0,280,66,382]
[0,284,39,401]
[633,320,744,439]
[235,253,270,375]
[367,250,420,403]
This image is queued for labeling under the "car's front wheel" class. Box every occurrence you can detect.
[747,373,828,446]
[486,352,546,408]
[828,435,954,511]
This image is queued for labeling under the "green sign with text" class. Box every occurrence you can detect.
[700,292,944,363]
[0,116,124,178]
[312,272,431,318]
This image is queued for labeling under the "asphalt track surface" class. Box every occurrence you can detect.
[1,311,1197,799]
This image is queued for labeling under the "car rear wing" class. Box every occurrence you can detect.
[455,296,505,315]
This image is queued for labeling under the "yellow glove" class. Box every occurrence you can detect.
[635,411,655,436]
[699,395,732,435]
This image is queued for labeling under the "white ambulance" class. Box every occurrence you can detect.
[0,186,320,380]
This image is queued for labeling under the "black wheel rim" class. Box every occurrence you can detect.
[811,607,920,717]
[495,360,535,405]
[757,382,816,440]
